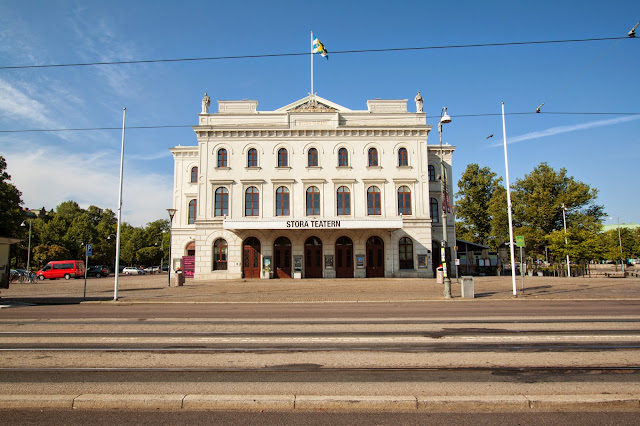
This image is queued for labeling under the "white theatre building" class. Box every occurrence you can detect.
[169,95,456,280]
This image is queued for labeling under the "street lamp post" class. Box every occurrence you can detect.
[438,107,452,299]
[167,209,177,287]
[21,218,32,274]
[562,203,571,277]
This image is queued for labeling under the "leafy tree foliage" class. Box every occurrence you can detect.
[511,163,604,258]
[0,156,24,238]
[14,200,172,271]
[455,164,501,246]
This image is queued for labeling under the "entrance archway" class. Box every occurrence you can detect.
[304,236,323,278]
[335,236,354,278]
[243,237,261,279]
[274,236,292,279]
[366,236,385,277]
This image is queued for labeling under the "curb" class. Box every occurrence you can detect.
[1,394,638,412]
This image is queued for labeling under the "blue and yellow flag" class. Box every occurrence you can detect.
[312,36,328,59]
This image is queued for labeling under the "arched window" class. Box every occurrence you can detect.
[247,148,258,167]
[338,148,348,167]
[337,186,350,215]
[275,186,290,216]
[277,148,288,167]
[367,186,381,215]
[188,199,197,224]
[398,148,408,166]
[245,186,259,216]
[306,186,320,216]
[397,186,412,215]
[214,187,228,216]
[430,197,439,223]
[217,149,227,167]
[428,164,436,181]
[368,148,378,166]
[308,148,318,167]
[190,166,198,183]
[213,238,228,270]
[399,237,414,269]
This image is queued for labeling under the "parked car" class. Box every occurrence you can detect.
[122,267,145,275]
[144,266,161,274]
[87,265,110,278]
[37,260,85,280]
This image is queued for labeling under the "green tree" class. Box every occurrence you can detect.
[0,156,24,238]
[511,163,603,256]
[486,184,509,250]
[455,164,501,246]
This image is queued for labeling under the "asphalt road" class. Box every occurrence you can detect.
[1,299,639,415]
[2,410,639,426]
[1,299,639,319]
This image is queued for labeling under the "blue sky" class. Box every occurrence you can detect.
[1,0,638,227]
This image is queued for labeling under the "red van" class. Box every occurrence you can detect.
[37,260,85,280]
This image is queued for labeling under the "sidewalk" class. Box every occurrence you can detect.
[2,274,640,304]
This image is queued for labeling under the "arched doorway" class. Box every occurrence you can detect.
[335,236,354,278]
[274,236,292,279]
[243,237,261,279]
[366,236,385,277]
[305,236,323,278]
[186,241,195,256]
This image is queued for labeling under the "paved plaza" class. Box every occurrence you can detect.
[2,267,639,304]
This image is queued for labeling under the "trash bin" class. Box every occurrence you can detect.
[174,270,184,287]
[436,266,444,284]
[461,276,474,298]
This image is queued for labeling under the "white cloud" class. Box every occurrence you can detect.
[3,142,171,227]
[490,115,640,147]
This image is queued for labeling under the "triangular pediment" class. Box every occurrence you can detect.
[276,95,352,113]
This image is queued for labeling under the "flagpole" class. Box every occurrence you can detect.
[501,102,517,297]
[114,107,126,301]
[310,31,314,96]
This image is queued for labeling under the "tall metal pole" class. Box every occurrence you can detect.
[310,31,314,96]
[438,108,452,299]
[167,209,177,287]
[562,203,571,277]
[617,217,624,272]
[501,102,517,297]
[160,232,164,275]
[114,108,126,301]
[26,219,32,274]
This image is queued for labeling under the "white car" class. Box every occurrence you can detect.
[122,267,145,275]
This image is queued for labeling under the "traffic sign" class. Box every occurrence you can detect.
[86,244,92,256]
[515,236,525,248]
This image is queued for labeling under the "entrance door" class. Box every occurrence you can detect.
[305,236,323,278]
[366,236,385,277]
[274,236,292,279]
[335,236,354,278]
[243,237,261,279]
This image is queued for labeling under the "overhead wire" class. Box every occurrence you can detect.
[1,112,638,134]
[0,36,635,70]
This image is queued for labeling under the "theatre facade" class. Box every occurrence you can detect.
[169,95,456,280]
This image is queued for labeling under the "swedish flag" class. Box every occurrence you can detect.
[312,36,328,59]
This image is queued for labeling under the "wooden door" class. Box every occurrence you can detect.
[366,236,385,278]
[335,236,354,278]
[305,236,323,278]
[274,236,292,279]
[243,237,261,279]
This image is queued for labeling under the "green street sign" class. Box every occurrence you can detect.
[515,236,525,247]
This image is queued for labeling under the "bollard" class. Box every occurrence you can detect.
[175,271,184,287]
[461,276,474,298]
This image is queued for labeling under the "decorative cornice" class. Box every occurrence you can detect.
[289,98,338,112]
[195,128,428,139]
